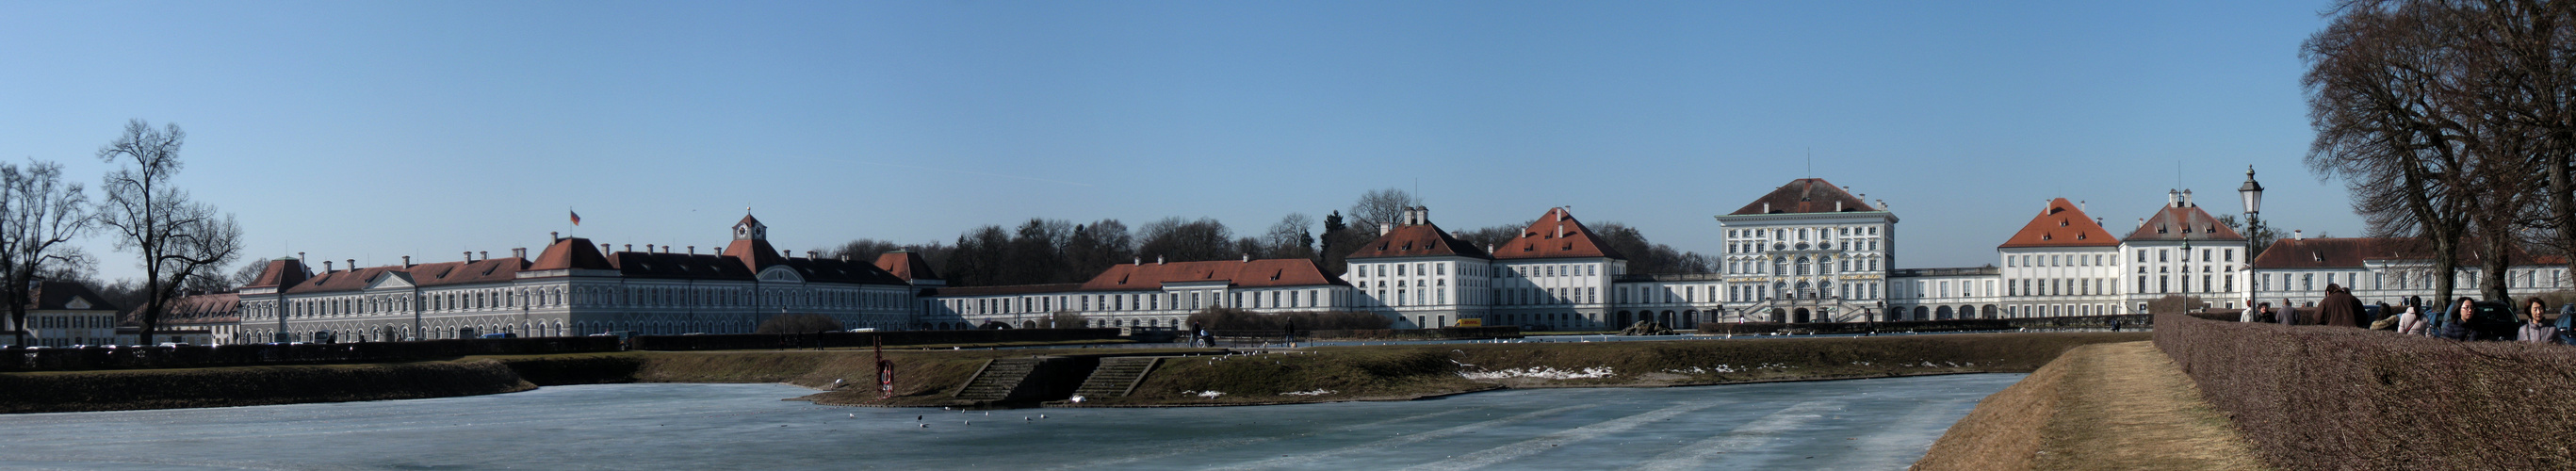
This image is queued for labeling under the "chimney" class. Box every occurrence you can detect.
[402,255,412,267]
[782,249,792,257]
[1487,244,1496,253]
[480,251,489,261]
[2167,189,2180,207]
[1157,255,1166,265]
[807,251,819,259]
[1836,200,1843,212]
[347,259,356,270]
[1555,208,1565,221]
[602,243,612,253]
[687,246,695,254]
[550,231,560,241]
[298,252,305,261]
[1242,253,1250,262]
[623,245,632,252]
[714,247,724,255]
[465,251,474,262]
[1418,206,1430,224]
[2079,200,2087,213]
[1133,257,1141,266]
[2094,217,2103,228]
[323,261,334,272]
[2182,189,2195,207]
[1378,222,1391,236]
[2294,230,2304,240]
[513,248,527,259]
[1763,202,1770,213]
[1876,199,1887,210]
[838,254,850,262]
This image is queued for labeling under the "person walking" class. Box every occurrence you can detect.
[2518,298,2558,344]
[2318,284,2366,328]
[2241,300,2259,323]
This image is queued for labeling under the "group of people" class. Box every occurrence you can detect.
[2238,284,2576,345]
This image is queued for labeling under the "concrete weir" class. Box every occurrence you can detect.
[950,353,1181,406]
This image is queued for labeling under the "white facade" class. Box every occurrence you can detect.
[1715,210,1898,323]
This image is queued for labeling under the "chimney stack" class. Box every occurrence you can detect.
[513,248,527,259]
[323,261,334,271]
[783,249,792,257]
[623,245,632,252]
[1763,202,1770,213]
[347,259,356,270]
[2182,189,2195,207]
[2294,230,2304,240]
[550,232,560,241]
[838,254,849,262]
[481,251,489,261]
[1133,257,1141,266]
[602,243,612,253]
[2079,200,2087,212]
[2168,189,2181,207]
[465,251,474,262]
[298,252,305,261]
[1242,253,1250,262]
[688,246,695,254]
[402,255,412,267]
[807,251,819,259]
[646,244,656,252]
[1157,255,1166,265]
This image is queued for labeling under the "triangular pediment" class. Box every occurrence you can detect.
[367,271,417,290]
[757,266,805,283]
[64,297,90,310]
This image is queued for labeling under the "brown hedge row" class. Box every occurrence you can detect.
[2154,314,2576,469]
[1697,314,2152,335]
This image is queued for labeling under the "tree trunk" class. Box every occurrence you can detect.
[2552,151,2576,290]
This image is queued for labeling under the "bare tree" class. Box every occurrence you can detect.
[1264,213,1315,261]
[226,260,266,288]
[2305,4,2476,303]
[1347,188,1419,233]
[0,159,90,347]
[1136,217,1234,263]
[95,120,244,345]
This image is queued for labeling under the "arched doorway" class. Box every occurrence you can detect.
[1792,308,1811,323]
[1682,310,1697,328]
[1616,311,1633,327]
[1982,305,1998,318]
[1935,305,1954,320]
[1769,308,1787,323]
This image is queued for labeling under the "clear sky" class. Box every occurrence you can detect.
[0,1,2351,283]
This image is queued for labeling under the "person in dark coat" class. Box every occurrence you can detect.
[2439,297,2478,340]
[2317,284,2367,328]
[2278,298,2299,326]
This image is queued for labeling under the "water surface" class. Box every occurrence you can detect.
[0,374,2020,470]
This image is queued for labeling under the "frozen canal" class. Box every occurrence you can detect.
[0,374,2020,470]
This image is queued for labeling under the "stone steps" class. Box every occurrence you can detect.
[952,358,1040,401]
[1071,357,1161,398]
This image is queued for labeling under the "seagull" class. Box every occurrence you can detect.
[921,424,929,428]
[848,414,856,418]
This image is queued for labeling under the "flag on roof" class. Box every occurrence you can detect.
[570,210,582,226]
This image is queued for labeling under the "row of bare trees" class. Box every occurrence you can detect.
[838,187,1714,287]
[0,120,244,346]
[2302,0,2576,304]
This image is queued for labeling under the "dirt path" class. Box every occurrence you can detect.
[1916,341,2264,470]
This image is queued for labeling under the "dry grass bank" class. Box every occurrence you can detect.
[1914,341,2262,471]
[0,360,533,414]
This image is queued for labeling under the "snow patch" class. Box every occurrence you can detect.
[1279,390,1336,397]
[1459,366,1617,381]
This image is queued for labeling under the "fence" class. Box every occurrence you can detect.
[1696,314,2153,335]
[0,336,622,372]
[2154,313,2576,469]
[1203,326,1523,342]
[629,328,1125,351]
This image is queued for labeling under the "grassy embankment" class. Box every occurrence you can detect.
[802,332,2147,407]
[1912,341,2262,471]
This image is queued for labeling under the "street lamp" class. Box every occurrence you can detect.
[2239,166,2264,312]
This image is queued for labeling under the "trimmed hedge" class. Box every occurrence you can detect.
[0,336,622,372]
[629,328,1123,351]
[2154,313,2576,469]
[1697,315,2153,335]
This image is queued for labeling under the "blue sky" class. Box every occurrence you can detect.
[0,1,2348,283]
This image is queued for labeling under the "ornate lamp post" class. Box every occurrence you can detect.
[2239,166,2265,312]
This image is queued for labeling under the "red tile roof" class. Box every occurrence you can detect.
[1997,198,2121,249]
[125,292,238,326]
[1079,258,1349,291]
[1727,178,1875,216]
[875,252,941,282]
[607,252,756,280]
[242,258,311,289]
[723,238,788,275]
[530,237,613,270]
[284,257,530,294]
[1493,207,1626,260]
[29,282,116,312]
[2123,204,2244,242]
[1346,223,1491,260]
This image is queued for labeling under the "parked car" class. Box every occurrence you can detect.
[479,333,518,339]
[2459,301,2523,341]
[155,342,194,348]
